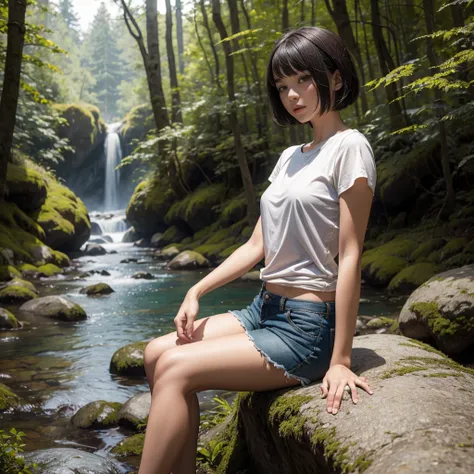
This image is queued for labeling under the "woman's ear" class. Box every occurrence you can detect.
[332,70,343,91]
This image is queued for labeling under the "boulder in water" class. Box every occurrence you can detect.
[111,433,145,459]
[84,243,107,256]
[90,221,103,235]
[133,238,150,248]
[0,278,38,294]
[102,234,113,243]
[109,340,147,376]
[0,308,20,329]
[153,246,181,261]
[19,295,87,322]
[117,392,151,429]
[131,272,154,280]
[23,447,123,474]
[240,270,261,281]
[120,258,138,264]
[0,285,37,305]
[71,400,123,429]
[122,226,138,243]
[166,250,210,270]
[399,264,474,356]
[0,382,23,411]
[80,283,114,296]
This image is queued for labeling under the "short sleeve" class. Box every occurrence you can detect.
[268,151,284,183]
[333,133,377,196]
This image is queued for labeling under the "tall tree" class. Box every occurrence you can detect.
[0,0,28,199]
[58,0,79,31]
[211,0,258,226]
[84,3,123,121]
[165,0,183,124]
[175,0,184,74]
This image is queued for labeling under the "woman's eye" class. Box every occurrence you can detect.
[299,75,309,82]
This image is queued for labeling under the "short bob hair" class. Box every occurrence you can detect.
[266,26,359,127]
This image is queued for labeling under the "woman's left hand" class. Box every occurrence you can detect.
[320,364,373,414]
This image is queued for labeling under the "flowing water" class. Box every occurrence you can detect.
[104,123,123,213]
[0,227,407,470]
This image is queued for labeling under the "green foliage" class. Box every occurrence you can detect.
[0,428,37,474]
[200,395,233,432]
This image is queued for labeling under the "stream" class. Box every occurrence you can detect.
[0,211,407,471]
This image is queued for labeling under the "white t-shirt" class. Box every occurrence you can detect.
[259,129,376,292]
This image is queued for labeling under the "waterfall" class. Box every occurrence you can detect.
[104,122,123,211]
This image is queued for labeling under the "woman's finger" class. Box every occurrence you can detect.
[355,378,374,395]
[326,384,338,412]
[320,378,329,398]
[348,381,358,404]
[331,382,346,414]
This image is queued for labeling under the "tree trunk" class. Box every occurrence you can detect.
[212,0,258,226]
[422,0,455,217]
[175,0,185,74]
[370,0,404,130]
[324,0,368,116]
[165,0,183,124]
[0,0,27,200]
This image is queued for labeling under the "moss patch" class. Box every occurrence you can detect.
[388,263,441,293]
[0,286,38,304]
[0,308,20,329]
[0,382,22,411]
[72,400,123,429]
[80,283,114,296]
[0,265,21,282]
[111,433,145,458]
[412,238,445,261]
[37,264,63,277]
[110,341,147,376]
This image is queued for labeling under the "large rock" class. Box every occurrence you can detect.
[23,447,123,474]
[117,392,151,429]
[80,283,114,296]
[151,226,188,248]
[19,296,87,322]
[153,246,181,261]
[399,265,474,356]
[71,400,122,429]
[166,250,211,270]
[109,340,147,376]
[0,382,22,411]
[0,285,37,305]
[122,226,138,243]
[90,221,103,235]
[5,162,47,211]
[83,243,106,256]
[0,308,20,329]
[202,334,474,474]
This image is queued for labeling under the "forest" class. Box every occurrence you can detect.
[0,1,473,473]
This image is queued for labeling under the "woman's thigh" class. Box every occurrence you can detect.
[144,312,246,363]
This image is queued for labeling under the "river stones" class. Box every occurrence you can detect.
[109,340,148,376]
[83,243,107,256]
[117,392,151,429]
[166,250,210,270]
[240,270,261,281]
[122,226,138,243]
[0,308,20,329]
[399,264,474,356]
[205,334,474,474]
[120,258,138,263]
[153,246,181,261]
[111,433,145,458]
[131,272,154,280]
[80,283,115,296]
[133,238,150,248]
[0,278,38,295]
[0,285,37,304]
[23,447,123,474]
[0,265,21,282]
[0,382,22,412]
[19,296,87,322]
[90,221,103,235]
[71,400,123,429]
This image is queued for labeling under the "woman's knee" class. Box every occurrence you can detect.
[153,349,191,392]
[144,336,171,368]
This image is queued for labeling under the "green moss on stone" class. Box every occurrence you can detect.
[268,395,312,441]
[0,308,20,329]
[17,263,38,273]
[72,400,123,429]
[6,161,47,209]
[220,196,247,225]
[51,250,70,267]
[194,240,236,260]
[218,244,240,260]
[398,339,448,358]
[110,341,147,375]
[439,238,468,261]
[0,286,38,304]
[411,238,446,262]
[111,433,145,457]
[388,263,441,292]
[0,265,21,281]
[0,382,21,411]
[0,201,45,240]
[80,283,114,296]
[37,264,63,277]
[205,228,235,245]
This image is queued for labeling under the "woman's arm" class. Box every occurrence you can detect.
[331,176,374,368]
[188,217,264,299]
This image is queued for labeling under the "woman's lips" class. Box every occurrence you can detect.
[294,106,306,114]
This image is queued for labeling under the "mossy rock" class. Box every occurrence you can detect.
[0,265,21,282]
[17,263,38,274]
[193,222,220,242]
[51,250,71,268]
[109,340,147,376]
[165,183,227,233]
[71,400,123,429]
[35,178,91,252]
[439,238,468,262]
[363,255,408,287]
[442,252,474,269]
[0,278,38,294]
[166,250,211,270]
[388,263,442,293]
[0,285,38,305]
[126,178,175,237]
[194,240,236,262]
[37,264,63,277]
[0,382,22,412]
[412,238,446,262]
[111,433,145,458]
[0,308,20,329]
[153,225,188,248]
[0,222,46,264]
[80,283,114,296]
[5,161,47,211]
[366,316,397,329]
[0,201,45,241]
[120,103,154,154]
[220,195,247,226]
[19,296,87,322]
[218,244,241,260]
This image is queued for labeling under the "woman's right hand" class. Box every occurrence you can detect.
[174,290,200,342]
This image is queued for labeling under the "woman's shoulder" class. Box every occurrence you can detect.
[337,129,372,149]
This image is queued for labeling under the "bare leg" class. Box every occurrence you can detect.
[142,313,246,473]
[138,332,300,474]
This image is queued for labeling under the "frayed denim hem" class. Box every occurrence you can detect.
[227,310,311,387]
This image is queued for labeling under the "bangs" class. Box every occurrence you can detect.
[270,39,309,87]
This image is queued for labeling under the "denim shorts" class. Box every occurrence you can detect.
[228,281,336,386]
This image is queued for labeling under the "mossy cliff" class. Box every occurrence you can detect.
[198,335,474,474]
[0,158,90,276]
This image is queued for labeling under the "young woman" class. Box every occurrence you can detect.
[139,26,376,474]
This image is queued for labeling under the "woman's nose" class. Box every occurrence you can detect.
[288,87,299,100]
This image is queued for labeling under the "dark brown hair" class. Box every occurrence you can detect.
[266,26,359,127]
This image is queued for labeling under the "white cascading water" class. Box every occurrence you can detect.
[104,122,123,212]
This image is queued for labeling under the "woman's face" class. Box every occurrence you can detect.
[274,69,341,121]
[274,70,320,122]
